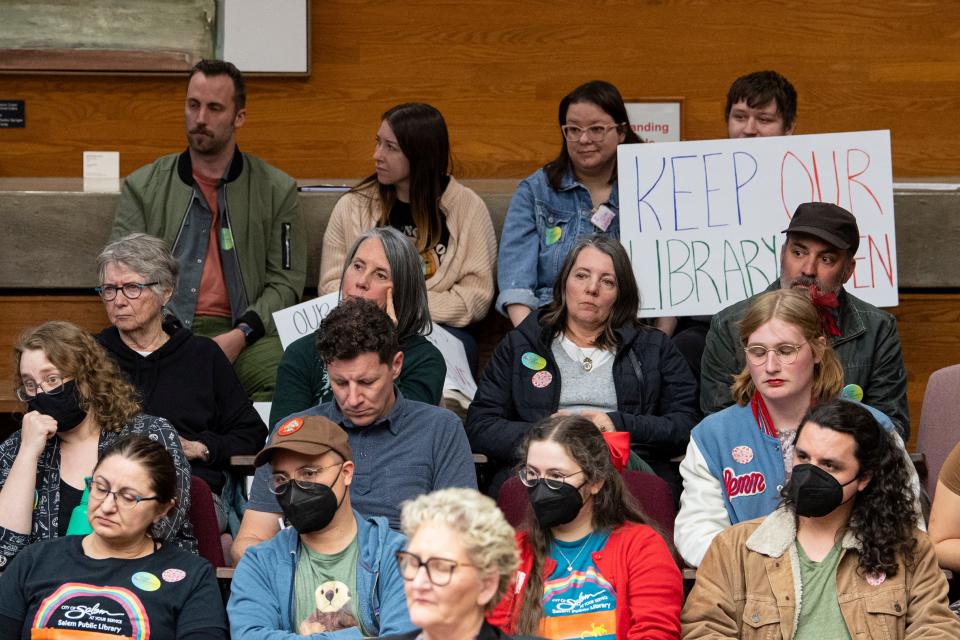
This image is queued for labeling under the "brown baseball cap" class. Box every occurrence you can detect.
[782,202,860,254]
[253,415,353,467]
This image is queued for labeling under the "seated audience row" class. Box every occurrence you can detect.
[101,60,910,468]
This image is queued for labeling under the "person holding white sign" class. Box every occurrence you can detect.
[269,227,446,429]
[667,70,799,382]
[496,80,642,328]
[700,202,910,437]
[725,70,797,139]
[318,103,497,371]
[469,235,699,500]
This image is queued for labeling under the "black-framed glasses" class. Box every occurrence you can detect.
[743,342,808,366]
[560,123,624,142]
[86,478,159,510]
[95,282,160,301]
[268,463,344,495]
[395,551,479,586]
[16,375,65,402]
[517,466,585,491]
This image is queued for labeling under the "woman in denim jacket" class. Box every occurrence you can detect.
[496,80,642,328]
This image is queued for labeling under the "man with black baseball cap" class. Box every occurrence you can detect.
[228,415,414,639]
[700,202,909,436]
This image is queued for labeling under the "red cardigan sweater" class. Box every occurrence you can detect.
[487,523,682,640]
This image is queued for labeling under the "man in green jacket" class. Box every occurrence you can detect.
[112,59,306,401]
[700,202,910,438]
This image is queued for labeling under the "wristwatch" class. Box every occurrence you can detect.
[236,322,255,345]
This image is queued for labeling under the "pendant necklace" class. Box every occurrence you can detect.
[575,345,596,372]
[554,532,594,572]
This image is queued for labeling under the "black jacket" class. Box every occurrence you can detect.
[96,323,266,493]
[466,312,700,466]
[380,620,540,639]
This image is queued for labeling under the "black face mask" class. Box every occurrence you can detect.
[527,481,584,529]
[27,380,87,433]
[786,463,858,518]
[276,476,343,534]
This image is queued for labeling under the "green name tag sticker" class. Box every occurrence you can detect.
[521,352,547,371]
[544,226,562,246]
[220,227,235,250]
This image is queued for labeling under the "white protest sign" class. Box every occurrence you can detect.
[272,296,477,400]
[424,324,477,401]
[617,130,897,316]
[273,292,339,350]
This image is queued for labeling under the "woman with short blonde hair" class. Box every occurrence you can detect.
[383,488,532,639]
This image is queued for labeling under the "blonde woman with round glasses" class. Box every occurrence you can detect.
[674,288,908,567]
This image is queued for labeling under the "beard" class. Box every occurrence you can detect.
[187,127,230,156]
[779,273,845,295]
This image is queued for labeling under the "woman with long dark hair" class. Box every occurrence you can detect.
[319,102,497,364]
[0,436,226,640]
[467,235,698,496]
[487,415,681,639]
[496,80,642,328]
[682,400,960,638]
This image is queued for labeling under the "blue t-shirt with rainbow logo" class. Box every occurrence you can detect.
[540,530,616,639]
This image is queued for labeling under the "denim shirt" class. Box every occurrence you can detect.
[496,165,620,315]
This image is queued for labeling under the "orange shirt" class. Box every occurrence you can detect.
[192,173,232,318]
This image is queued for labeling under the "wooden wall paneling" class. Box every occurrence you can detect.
[1,1,959,178]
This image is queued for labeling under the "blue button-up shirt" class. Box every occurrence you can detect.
[247,390,477,529]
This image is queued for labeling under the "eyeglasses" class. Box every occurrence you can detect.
[560,123,624,142]
[95,282,160,301]
[743,342,808,366]
[268,463,344,495]
[395,551,479,586]
[16,375,65,401]
[517,466,585,491]
[86,478,159,510]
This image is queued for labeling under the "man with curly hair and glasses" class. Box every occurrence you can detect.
[682,399,959,639]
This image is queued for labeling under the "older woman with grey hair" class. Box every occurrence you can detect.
[380,488,538,640]
[268,225,445,428]
[94,232,266,530]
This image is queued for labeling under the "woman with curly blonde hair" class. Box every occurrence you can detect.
[383,488,536,639]
[0,321,195,565]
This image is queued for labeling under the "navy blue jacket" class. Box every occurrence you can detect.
[466,312,700,466]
